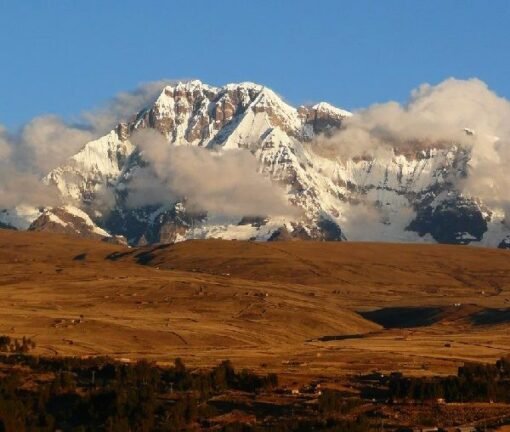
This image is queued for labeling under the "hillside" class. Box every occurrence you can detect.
[1,229,509,378]
[123,239,510,304]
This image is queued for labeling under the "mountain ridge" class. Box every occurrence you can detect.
[1,79,507,247]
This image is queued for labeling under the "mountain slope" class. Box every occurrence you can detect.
[3,80,508,246]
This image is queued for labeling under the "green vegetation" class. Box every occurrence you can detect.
[318,389,364,415]
[0,347,371,432]
[4,336,509,430]
[389,356,510,403]
[0,354,281,431]
[0,336,35,353]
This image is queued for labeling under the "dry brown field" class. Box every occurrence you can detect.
[1,229,509,381]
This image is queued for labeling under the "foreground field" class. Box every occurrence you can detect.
[0,229,509,379]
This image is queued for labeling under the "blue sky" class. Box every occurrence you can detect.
[1,0,509,129]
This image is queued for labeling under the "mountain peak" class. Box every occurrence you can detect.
[311,102,352,118]
[5,79,506,249]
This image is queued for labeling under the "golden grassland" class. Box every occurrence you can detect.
[1,229,509,380]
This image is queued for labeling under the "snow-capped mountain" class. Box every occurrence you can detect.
[1,80,509,247]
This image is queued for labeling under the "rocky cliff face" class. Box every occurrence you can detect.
[28,206,111,240]
[2,80,509,247]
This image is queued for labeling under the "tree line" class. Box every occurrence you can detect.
[388,356,510,403]
[0,354,279,431]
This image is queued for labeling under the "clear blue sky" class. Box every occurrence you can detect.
[1,0,509,129]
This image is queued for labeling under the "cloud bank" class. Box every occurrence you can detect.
[0,80,172,208]
[127,129,294,217]
[314,78,510,218]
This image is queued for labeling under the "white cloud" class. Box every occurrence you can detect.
[0,80,174,208]
[314,78,510,218]
[128,129,295,217]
